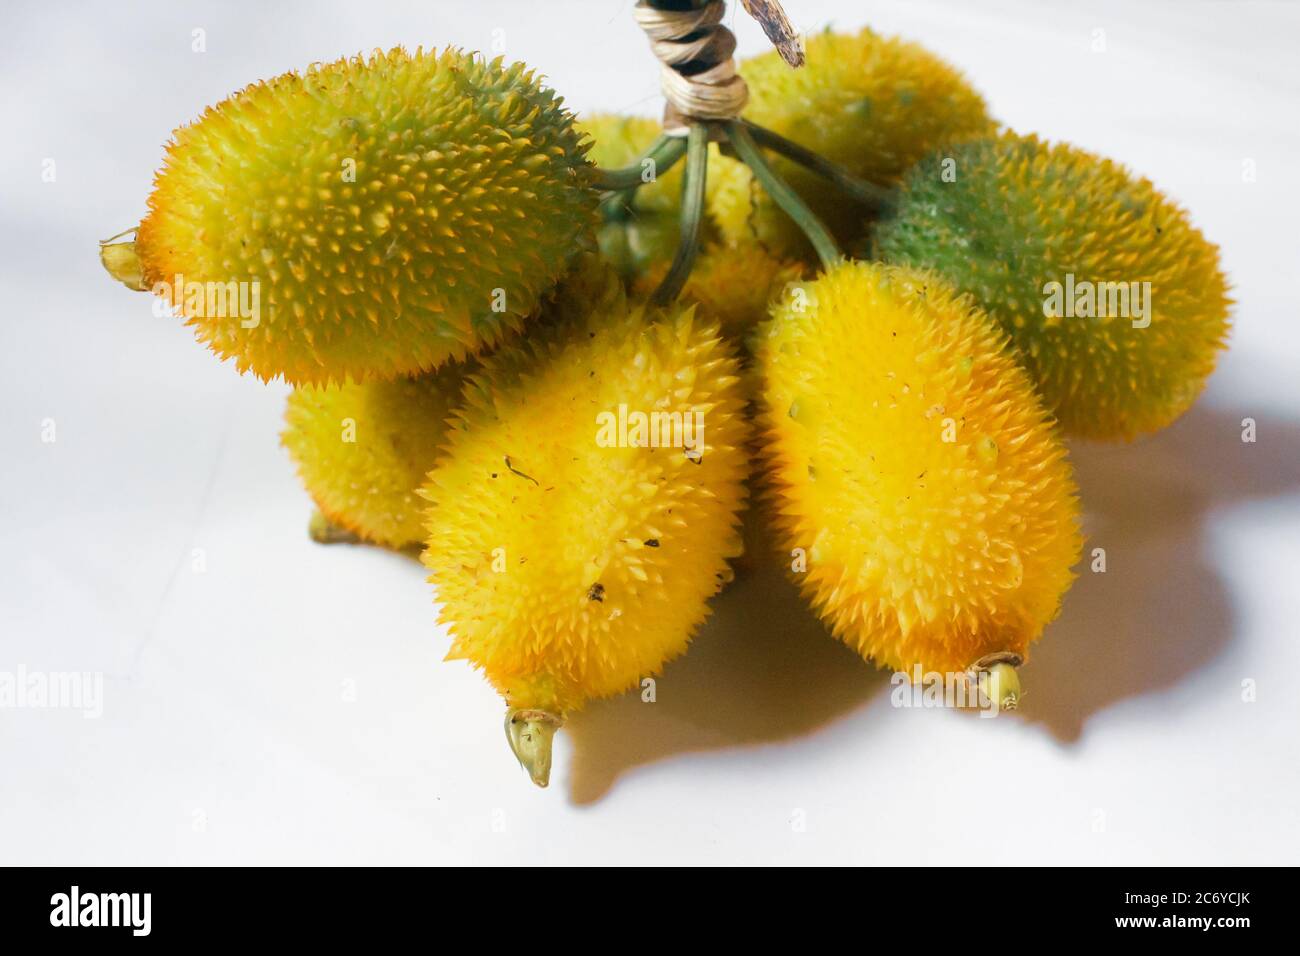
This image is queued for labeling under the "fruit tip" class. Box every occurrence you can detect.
[505,708,563,788]
[976,660,1021,714]
[308,509,362,545]
[99,229,145,291]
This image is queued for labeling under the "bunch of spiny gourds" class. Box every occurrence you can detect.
[100,25,1230,787]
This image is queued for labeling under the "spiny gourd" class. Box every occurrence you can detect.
[122,47,596,385]
[709,27,994,259]
[755,261,1082,690]
[634,242,806,341]
[282,363,470,549]
[874,132,1232,440]
[420,286,750,786]
[578,113,686,280]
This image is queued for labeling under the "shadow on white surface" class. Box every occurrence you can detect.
[566,393,1300,803]
[565,544,891,805]
[1022,399,1300,740]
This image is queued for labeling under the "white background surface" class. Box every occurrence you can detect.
[2,0,1298,865]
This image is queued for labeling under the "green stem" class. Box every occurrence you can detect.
[742,120,894,212]
[592,133,689,193]
[599,133,679,222]
[599,188,635,223]
[649,123,710,307]
[725,120,842,269]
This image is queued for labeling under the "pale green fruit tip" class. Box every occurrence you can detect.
[99,231,145,291]
[978,662,1021,713]
[505,708,564,788]
[307,510,362,545]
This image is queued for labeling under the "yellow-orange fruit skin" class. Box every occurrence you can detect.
[282,365,468,549]
[136,48,596,385]
[420,299,751,715]
[755,261,1082,674]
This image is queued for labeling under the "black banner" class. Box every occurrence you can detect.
[0,867,1278,941]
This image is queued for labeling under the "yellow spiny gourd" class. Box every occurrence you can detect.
[125,47,596,385]
[578,113,686,280]
[282,364,469,549]
[756,261,1082,683]
[420,290,750,785]
[709,27,994,259]
[874,132,1232,439]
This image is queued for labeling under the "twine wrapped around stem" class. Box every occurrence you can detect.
[633,0,803,129]
[612,2,890,300]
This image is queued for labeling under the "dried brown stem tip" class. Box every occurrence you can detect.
[740,0,804,67]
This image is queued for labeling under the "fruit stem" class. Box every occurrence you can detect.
[505,708,564,788]
[649,122,710,306]
[99,228,146,291]
[724,119,842,269]
[307,510,362,545]
[979,663,1021,713]
[599,189,635,224]
[741,120,895,212]
[592,132,689,193]
[969,653,1024,713]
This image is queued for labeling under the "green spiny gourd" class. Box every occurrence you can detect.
[874,132,1232,439]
